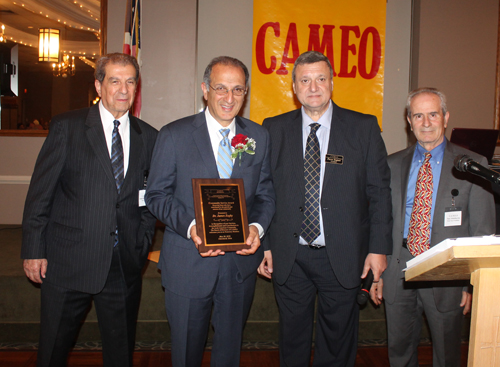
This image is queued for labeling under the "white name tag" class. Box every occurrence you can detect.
[444,208,462,227]
[138,189,146,207]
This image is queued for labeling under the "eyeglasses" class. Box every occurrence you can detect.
[209,84,247,96]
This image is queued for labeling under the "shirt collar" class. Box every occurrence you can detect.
[415,138,446,163]
[99,101,130,130]
[301,100,333,130]
[205,108,236,135]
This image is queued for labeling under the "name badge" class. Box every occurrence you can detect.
[325,154,344,165]
[444,207,462,227]
[138,189,146,207]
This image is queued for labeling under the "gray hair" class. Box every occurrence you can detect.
[203,56,249,87]
[292,51,333,83]
[95,53,140,83]
[406,87,448,117]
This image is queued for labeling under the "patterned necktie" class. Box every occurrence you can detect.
[301,123,321,244]
[111,120,124,193]
[111,120,124,247]
[407,152,433,256]
[217,128,233,179]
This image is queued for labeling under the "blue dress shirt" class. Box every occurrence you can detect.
[403,139,446,240]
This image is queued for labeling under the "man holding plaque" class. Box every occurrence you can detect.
[146,56,275,367]
[258,51,392,366]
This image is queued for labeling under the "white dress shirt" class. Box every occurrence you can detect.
[99,101,130,176]
[187,108,264,239]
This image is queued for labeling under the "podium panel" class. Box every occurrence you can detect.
[405,243,500,367]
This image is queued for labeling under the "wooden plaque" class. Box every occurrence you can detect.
[192,178,249,253]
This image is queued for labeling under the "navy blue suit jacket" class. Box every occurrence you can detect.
[146,112,275,298]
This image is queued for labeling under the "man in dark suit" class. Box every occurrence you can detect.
[21,53,158,367]
[374,88,495,367]
[145,56,275,367]
[258,51,392,366]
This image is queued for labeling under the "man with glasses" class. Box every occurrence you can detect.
[146,56,275,367]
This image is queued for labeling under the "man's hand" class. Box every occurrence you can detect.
[23,259,48,283]
[257,250,273,279]
[370,277,384,305]
[190,225,225,257]
[460,291,472,315]
[236,225,261,256]
[362,253,387,305]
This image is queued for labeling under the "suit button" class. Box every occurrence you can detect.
[299,207,303,212]
[110,232,114,236]
[116,204,120,209]
[293,233,298,238]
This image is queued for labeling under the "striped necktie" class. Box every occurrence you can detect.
[111,120,124,193]
[217,128,233,179]
[301,123,321,245]
[111,120,124,247]
[407,152,433,256]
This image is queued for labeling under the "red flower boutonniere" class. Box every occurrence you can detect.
[231,134,256,166]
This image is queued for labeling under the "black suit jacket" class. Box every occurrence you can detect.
[263,102,392,289]
[21,104,158,293]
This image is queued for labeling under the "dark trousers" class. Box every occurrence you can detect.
[164,254,256,367]
[273,245,359,367]
[37,246,142,367]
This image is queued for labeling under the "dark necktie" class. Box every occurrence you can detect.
[407,152,433,256]
[111,120,124,193]
[301,123,321,245]
[111,120,124,247]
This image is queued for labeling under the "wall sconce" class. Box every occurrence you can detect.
[38,28,60,63]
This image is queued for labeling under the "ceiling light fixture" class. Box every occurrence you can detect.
[38,28,59,63]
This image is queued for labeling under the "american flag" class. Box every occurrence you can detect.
[123,0,142,118]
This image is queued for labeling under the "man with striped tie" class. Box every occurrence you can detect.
[145,56,275,367]
[374,88,495,367]
[21,53,158,367]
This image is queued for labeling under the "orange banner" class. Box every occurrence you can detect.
[250,0,386,127]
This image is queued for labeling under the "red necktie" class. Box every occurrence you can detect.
[407,152,433,256]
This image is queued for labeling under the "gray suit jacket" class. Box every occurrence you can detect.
[383,140,496,312]
[263,102,393,289]
[21,104,158,293]
[145,112,276,298]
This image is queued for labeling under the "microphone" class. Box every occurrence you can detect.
[357,269,374,305]
[454,155,500,186]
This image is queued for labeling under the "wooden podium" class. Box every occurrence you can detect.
[405,243,500,366]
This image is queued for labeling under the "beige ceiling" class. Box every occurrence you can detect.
[0,0,101,72]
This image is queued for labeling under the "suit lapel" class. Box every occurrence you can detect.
[289,111,305,195]
[85,105,115,185]
[192,112,219,178]
[322,103,347,189]
[400,146,415,226]
[232,117,251,177]
[121,116,143,194]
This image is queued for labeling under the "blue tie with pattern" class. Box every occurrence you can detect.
[111,120,124,247]
[301,123,321,245]
[217,128,233,179]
